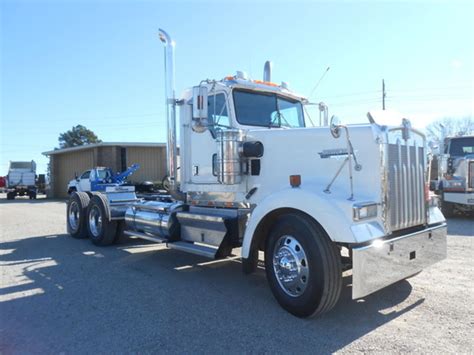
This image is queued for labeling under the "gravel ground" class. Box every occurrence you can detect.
[0,195,473,353]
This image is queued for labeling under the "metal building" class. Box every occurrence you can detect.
[43,142,166,198]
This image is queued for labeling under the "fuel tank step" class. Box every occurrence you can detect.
[167,241,218,259]
[124,230,167,243]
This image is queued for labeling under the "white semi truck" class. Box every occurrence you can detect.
[66,29,447,318]
[6,160,37,200]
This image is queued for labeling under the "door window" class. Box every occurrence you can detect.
[208,94,230,136]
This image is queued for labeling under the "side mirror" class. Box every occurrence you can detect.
[329,115,341,138]
[192,86,209,133]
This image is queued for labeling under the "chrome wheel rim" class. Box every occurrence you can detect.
[273,235,309,297]
[89,206,102,237]
[68,201,80,232]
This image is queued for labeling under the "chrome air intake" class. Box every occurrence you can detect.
[216,129,244,185]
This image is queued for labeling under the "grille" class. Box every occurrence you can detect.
[387,142,426,231]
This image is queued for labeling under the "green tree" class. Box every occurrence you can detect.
[58,125,102,148]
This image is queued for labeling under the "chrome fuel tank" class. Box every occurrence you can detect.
[125,201,183,239]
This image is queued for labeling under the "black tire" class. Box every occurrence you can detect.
[114,220,129,244]
[6,192,14,200]
[161,175,170,192]
[264,213,342,318]
[441,199,455,218]
[67,192,90,238]
[86,194,117,246]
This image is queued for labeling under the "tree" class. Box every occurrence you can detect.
[58,125,102,148]
[425,117,473,147]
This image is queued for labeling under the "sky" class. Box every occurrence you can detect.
[1,0,473,174]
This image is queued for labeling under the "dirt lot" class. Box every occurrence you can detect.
[0,195,473,353]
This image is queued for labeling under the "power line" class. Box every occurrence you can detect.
[1,112,164,124]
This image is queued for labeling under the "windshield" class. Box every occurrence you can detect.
[449,137,474,156]
[233,90,304,128]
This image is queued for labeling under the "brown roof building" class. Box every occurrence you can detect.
[43,142,166,198]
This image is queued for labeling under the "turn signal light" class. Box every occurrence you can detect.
[290,175,301,188]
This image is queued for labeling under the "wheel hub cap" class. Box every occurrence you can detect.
[273,235,309,297]
[89,206,102,237]
[68,201,79,232]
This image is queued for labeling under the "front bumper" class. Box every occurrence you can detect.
[352,223,447,299]
[444,192,474,205]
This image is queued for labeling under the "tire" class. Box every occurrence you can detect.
[441,199,455,218]
[264,213,342,318]
[114,220,129,244]
[161,175,170,192]
[86,194,117,246]
[6,192,14,200]
[67,192,90,238]
[67,187,77,195]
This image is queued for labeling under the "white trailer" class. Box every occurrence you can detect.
[65,29,447,318]
[6,161,37,200]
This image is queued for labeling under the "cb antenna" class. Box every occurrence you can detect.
[308,66,330,99]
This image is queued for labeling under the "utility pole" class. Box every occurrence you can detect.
[382,79,386,110]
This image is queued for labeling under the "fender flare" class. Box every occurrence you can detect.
[242,187,355,259]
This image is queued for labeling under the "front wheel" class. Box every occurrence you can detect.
[265,213,342,318]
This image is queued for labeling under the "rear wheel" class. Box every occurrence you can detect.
[87,195,117,246]
[264,213,342,318]
[114,220,129,244]
[67,192,90,238]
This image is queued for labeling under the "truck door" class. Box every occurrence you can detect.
[189,93,230,184]
[78,170,91,192]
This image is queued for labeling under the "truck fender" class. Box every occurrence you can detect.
[241,187,354,260]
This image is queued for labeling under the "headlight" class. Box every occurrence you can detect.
[353,202,378,221]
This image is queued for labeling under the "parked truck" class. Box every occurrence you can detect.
[67,164,139,195]
[66,29,447,318]
[431,135,474,216]
[6,161,37,200]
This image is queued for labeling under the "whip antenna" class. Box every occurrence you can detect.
[308,66,330,99]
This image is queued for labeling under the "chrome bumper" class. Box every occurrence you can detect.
[352,223,447,299]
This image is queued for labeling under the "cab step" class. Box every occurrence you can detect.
[167,241,218,258]
[124,230,167,243]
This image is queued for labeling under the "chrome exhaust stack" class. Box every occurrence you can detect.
[159,29,184,200]
[263,61,272,82]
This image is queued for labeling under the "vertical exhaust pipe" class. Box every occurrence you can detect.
[159,29,182,199]
[263,61,272,82]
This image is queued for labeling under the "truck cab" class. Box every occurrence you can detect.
[68,167,119,194]
[435,135,474,216]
